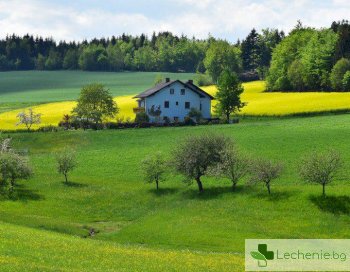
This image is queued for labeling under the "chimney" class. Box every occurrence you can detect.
[188,79,193,84]
[165,77,170,83]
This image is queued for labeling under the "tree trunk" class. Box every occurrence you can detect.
[232,182,237,191]
[10,179,15,192]
[64,173,68,183]
[226,112,230,124]
[196,177,204,193]
[267,183,271,195]
[156,179,159,190]
[322,183,326,197]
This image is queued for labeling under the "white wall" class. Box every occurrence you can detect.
[145,81,211,122]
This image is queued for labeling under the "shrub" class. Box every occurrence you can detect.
[330,58,350,90]
[299,149,342,197]
[342,71,350,91]
[37,125,60,132]
[135,112,150,124]
[188,108,202,123]
[195,73,214,86]
[184,117,196,126]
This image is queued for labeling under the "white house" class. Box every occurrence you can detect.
[133,78,214,122]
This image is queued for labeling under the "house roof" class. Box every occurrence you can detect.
[133,80,215,100]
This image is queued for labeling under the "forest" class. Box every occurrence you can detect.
[1,20,350,91]
[0,29,283,82]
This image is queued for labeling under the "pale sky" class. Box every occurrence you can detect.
[0,0,349,42]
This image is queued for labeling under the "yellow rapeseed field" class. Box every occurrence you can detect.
[1,81,350,130]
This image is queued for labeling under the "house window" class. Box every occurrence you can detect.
[176,101,179,106]
[185,102,190,109]
[164,101,169,108]
[181,89,185,95]
[170,88,174,94]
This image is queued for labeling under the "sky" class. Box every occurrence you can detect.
[0,0,349,42]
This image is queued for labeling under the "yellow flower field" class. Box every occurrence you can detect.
[1,81,350,130]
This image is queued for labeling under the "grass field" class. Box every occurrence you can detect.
[1,115,350,270]
[1,72,350,130]
[0,71,196,104]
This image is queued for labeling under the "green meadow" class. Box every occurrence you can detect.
[0,71,196,104]
[1,114,350,270]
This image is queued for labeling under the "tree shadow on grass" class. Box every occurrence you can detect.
[0,185,44,202]
[63,181,88,188]
[148,187,178,196]
[182,185,241,200]
[250,190,297,202]
[310,195,350,215]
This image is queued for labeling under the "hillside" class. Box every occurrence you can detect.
[0,115,350,270]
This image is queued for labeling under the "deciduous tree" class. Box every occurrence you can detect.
[72,83,118,125]
[215,70,245,123]
[173,134,232,193]
[299,150,342,197]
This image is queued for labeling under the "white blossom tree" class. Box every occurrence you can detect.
[16,108,41,131]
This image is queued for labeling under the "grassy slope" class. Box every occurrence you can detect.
[0,222,242,272]
[0,114,350,270]
[0,71,196,104]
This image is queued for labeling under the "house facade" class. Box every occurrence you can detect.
[133,78,214,122]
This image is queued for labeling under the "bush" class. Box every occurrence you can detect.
[342,71,350,91]
[184,117,196,126]
[188,108,202,123]
[195,73,214,86]
[37,125,61,132]
[135,112,150,124]
[330,58,350,90]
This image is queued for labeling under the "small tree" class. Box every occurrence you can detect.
[299,150,342,197]
[16,108,41,131]
[249,158,283,195]
[188,108,202,123]
[72,83,119,125]
[135,112,150,124]
[213,147,250,190]
[141,152,166,190]
[173,134,232,193]
[154,74,164,86]
[0,152,32,191]
[215,70,245,123]
[56,149,77,183]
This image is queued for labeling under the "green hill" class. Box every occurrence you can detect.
[1,115,350,270]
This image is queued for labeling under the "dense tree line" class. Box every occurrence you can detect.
[0,30,283,80]
[267,20,350,91]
